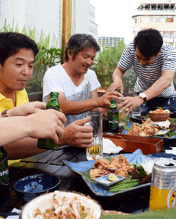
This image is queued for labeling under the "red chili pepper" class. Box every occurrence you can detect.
[155,109,163,113]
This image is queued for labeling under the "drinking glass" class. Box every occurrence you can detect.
[119,110,128,127]
[132,106,141,117]
[85,112,103,160]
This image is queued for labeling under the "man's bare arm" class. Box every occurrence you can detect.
[117,70,175,113]
[107,66,126,93]
[58,90,121,115]
[4,117,94,160]
[143,70,174,100]
[4,138,45,159]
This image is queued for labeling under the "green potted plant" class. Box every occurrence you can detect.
[160,4,163,10]
[91,40,137,96]
[141,5,144,10]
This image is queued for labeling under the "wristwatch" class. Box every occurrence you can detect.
[139,93,147,103]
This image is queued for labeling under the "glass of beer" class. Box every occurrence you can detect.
[85,112,103,160]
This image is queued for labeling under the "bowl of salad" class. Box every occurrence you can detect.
[20,191,103,219]
[148,108,172,121]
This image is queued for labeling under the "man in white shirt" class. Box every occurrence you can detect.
[43,34,120,126]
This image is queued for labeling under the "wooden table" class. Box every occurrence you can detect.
[0,145,151,215]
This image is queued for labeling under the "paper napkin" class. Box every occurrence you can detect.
[103,138,123,154]
[165,148,176,155]
[6,208,20,219]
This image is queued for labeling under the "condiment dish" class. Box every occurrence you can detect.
[13,174,61,203]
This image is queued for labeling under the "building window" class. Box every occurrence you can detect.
[156,16,161,22]
[163,32,173,38]
[150,16,154,22]
[151,4,157,10]
[158,4,164,10]
[166,16,174,22]
[145,4,150,10]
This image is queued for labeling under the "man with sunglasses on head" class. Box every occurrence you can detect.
[108,28,176,116]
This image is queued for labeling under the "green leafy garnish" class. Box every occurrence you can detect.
[170,118,176,124]
[136,164,144,171]
[166,132,176,138]
[124,126,132,132]
[156,107,163,110]
[136,164,147,177]
[130,163,135,167]
[109,176,140,192]
[106,156,113,162]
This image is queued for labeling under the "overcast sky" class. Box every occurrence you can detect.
[90,0,142,44]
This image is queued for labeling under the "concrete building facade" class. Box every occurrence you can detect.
[0,0,98,47]
[98,36,124,50]
[72,0,98,41]
[132,0,176,46]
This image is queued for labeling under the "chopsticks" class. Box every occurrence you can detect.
[0,212,19,216]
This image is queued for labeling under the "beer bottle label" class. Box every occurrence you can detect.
[0,157,9,185]
[108,114,119,129]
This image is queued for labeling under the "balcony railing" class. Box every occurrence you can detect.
[133,9,176,17]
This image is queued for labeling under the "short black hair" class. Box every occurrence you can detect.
[134,29,163,58]
[0,32,39,65]
[65,34,100,62]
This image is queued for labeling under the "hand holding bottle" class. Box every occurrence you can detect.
[96,91,121,108]
[28,109,66,144]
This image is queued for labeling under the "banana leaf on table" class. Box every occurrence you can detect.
[102,207,176,219]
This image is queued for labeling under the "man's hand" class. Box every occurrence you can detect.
[61,117,94,148]
[97,91,122,108]
[8,101,46,117]
[107,66,126,93]
[106,81,124,94]
[117,96,144,115]
[27,109,66,143]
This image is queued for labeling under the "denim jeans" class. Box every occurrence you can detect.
[140,97,176,116]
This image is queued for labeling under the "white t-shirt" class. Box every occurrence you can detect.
[43,64,101,126]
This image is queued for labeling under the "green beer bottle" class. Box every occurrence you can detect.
[115,89,120,93]
[0,146,9,201]
[108,99,119,133]
[38,92,60,150]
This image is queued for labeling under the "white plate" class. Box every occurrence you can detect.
[20,191,102,219]
[155,129,170,136]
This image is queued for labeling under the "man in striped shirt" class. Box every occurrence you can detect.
[108,28,176,116]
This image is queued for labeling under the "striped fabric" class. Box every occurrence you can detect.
[118,42,176,98]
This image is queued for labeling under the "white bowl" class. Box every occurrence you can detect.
[20,191,103,219]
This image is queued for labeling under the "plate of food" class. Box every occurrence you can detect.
[63,149,152,197]
[20,191,103,219]
[148,108,172,122]
[125,108,176,139]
